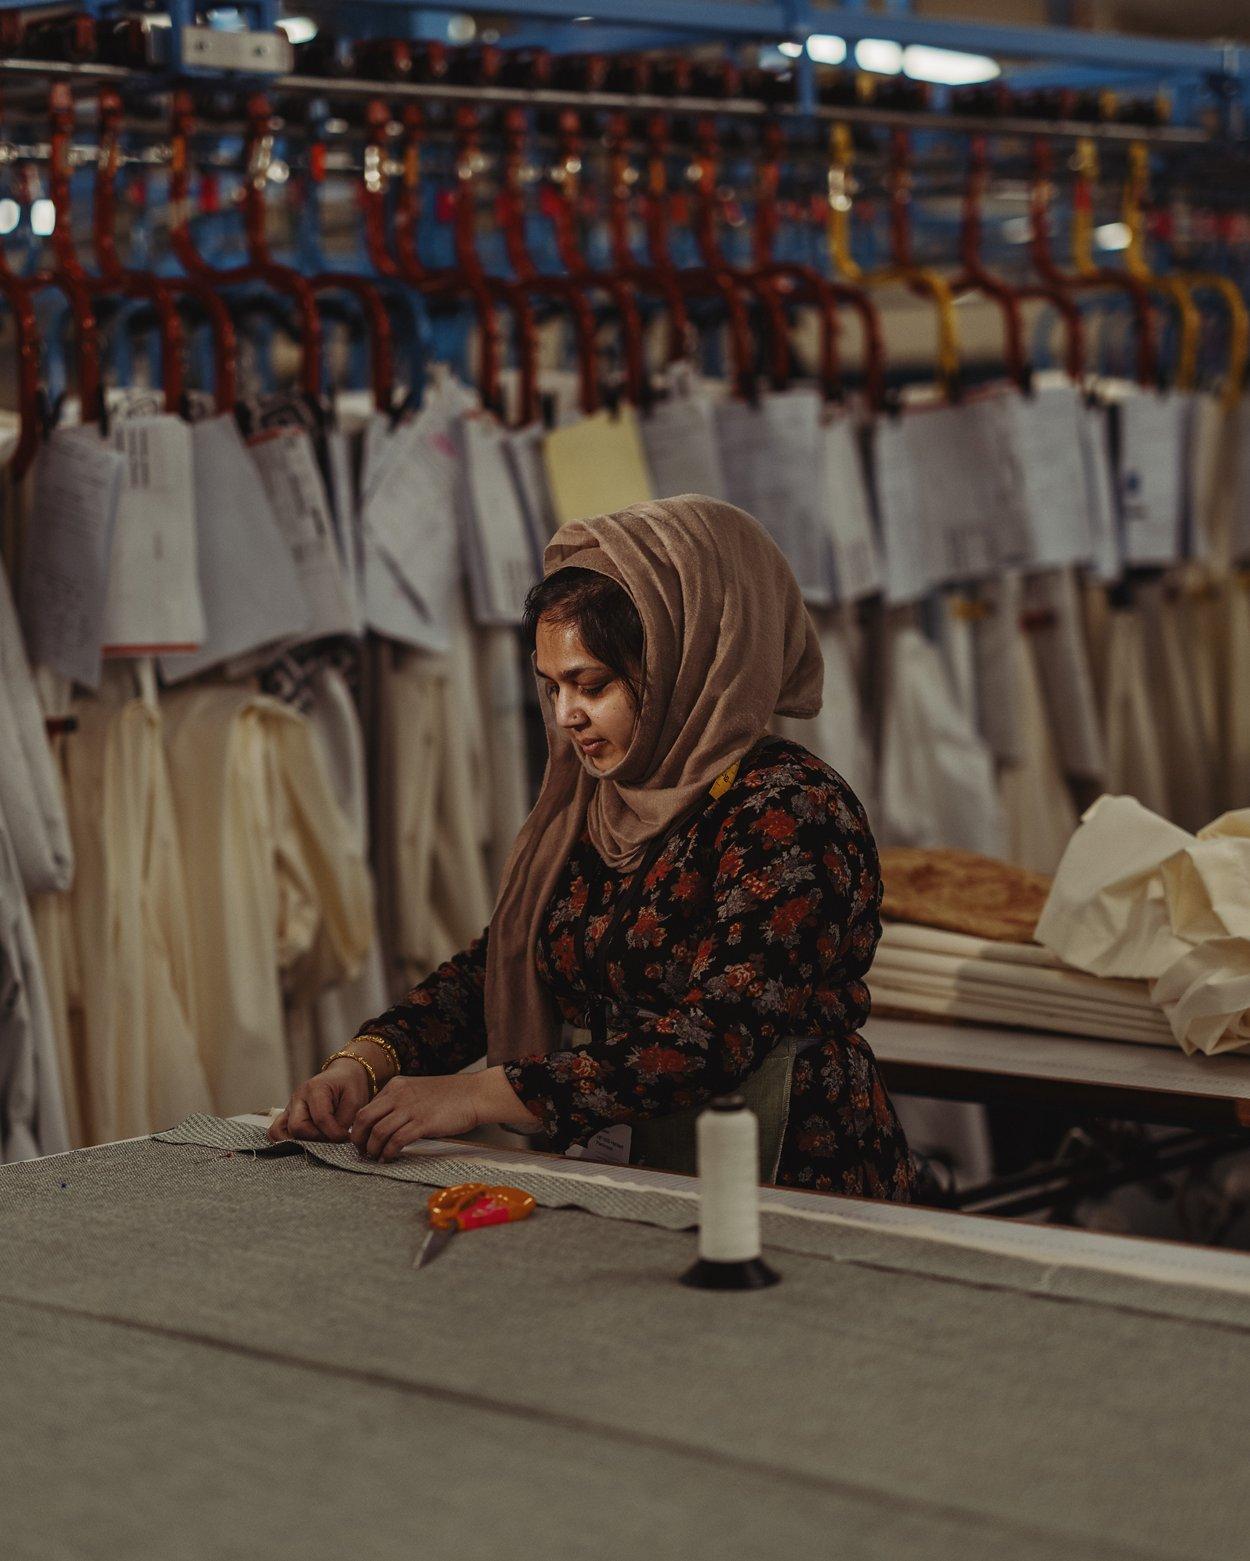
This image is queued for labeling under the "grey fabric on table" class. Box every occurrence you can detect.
[151,1113,1250,1327]
[154,1110,702,1228]
[5,1134,1250,1559]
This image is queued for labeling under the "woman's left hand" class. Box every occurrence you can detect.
[349,1074,483,1161]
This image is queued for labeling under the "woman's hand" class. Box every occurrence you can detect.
[268,1059,370,1144]
[349,1074,484,1161]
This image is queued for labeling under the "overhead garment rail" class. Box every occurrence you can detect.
[0,26,1246,429]
[2,0,1239,125]
[0,44,1235,421]
[407,0,1250,140]
[0,6,1225,147]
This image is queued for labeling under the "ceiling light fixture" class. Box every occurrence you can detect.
[276,16,317,45]
[30,198,55,237]
[902,44,1000,85]
[854,39,904,76]
[806,35,848,66]
[1095,221,1131,250]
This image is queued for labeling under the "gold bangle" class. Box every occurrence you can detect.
[321,1049,378,1098]
[353,1034,401,1076]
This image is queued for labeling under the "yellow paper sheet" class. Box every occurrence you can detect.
[542,408,655,527]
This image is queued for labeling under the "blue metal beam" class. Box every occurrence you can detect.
[347,0,1250,81]
[1004,64,1192,89]
[339,0,798,30]
[500,24,707,52]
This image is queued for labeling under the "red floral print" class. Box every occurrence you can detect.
[629,1044,694,1079]
[671,868,704,903]
[627,904,666,949]
[354,737,913,1201]
[755,807,797,843]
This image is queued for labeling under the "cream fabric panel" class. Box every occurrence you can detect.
[58,672,210,1144]
[162,683,371,1117]
[473,625,532,893]
[1216,576,1250,811]
[372,639,494,992]
[970,573,1023,765]
[303,666,388,1072]
[1021,568,1105,786]
[1136,577,1216,831]
[372,640,445,984]
[29,881,83,1148]
[1100,603,1170,817]
[933,591,979,728]
[998,623,1079,875]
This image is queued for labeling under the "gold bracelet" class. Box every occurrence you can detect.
[352,1034,401,1077]
[321,1049,378,1098]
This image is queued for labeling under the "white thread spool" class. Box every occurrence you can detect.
[680,1095,780,1290]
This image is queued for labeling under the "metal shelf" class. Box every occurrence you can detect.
[0,57,1213,148]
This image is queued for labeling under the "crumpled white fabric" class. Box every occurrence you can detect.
[1035,794,1250,1054]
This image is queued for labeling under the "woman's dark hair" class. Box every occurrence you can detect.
[522,567,645,709]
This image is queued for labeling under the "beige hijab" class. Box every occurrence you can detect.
[484,495,823,1065]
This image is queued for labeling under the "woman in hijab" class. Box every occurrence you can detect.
[270,496,914,1200]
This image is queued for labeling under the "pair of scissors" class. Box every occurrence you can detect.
[413,1182,536,1268]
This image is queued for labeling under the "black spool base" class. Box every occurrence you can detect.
[679,1255,781,1290]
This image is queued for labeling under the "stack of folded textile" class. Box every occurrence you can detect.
[871,846,1175,1048]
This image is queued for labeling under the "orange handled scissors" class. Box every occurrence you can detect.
[413,1182,536,1269]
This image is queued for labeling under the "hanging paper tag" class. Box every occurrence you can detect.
[873,412,944,605]
[459,412,542,626]
[566,1124,632,1166]
[161,414,310,682]
[101,413,205,656]
[715,389,830,605]
[362,389,465,650]
[503,423,559,557]
[640,373,728,501]
[19,425,124,688]
[817,411,882,601]
[1115,390,1186,566]
[247,425,357,643]
[1008,381,1096,568]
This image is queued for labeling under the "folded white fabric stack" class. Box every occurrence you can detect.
[871,921,1175,1048]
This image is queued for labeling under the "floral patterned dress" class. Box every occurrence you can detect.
[356,736,914,1200]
